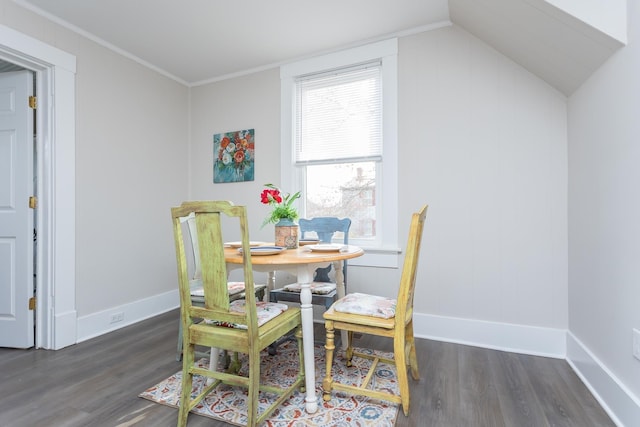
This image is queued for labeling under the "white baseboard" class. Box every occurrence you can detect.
[52,309,77,350]
[76,289,179,343]
[566,332,640,427]
[412,312,566,358]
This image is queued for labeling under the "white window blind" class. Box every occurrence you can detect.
[294,62,382,164]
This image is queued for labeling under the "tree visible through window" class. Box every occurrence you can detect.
[305,163,376,239]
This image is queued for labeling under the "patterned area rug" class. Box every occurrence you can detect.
[139,341,399,426]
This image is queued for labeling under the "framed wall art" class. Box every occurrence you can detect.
[213,128,255,183]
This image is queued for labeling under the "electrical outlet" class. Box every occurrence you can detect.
[110,312,124,324]
[633,328,640,361]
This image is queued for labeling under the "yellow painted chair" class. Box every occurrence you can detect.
[322,205,428,416]
[171,201,304,427]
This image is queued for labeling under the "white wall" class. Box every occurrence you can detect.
[567,1,640,424]
[400,26,568,329]
[189,68,281,233]
[189,25,570,354]
[189,69,296,286]
[73,41,188,317]
[0,0,190,338]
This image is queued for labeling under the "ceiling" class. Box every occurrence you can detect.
[11,0,626,95]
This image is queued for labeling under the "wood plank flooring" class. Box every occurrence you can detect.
[0,310,615,427]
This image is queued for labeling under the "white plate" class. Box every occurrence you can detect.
[225,241,265,248]
[306,244,345,252]
[299,239,320,246]
[237,246,286,256]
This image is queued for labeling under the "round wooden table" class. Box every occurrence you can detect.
[225,244,364,414]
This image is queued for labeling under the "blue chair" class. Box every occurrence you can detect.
[269,217,351,310]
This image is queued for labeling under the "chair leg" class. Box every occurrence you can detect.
[406,320,420,380]
[228,351,242,374]
[322,321,336,402]
[176,319,184,361]
[295,326,306,393]
[178,343,195,427]
[394,332,410,416]
[246,347,261,427]
[345,331,354,367]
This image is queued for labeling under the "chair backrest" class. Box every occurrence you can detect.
[299,217,351,282]
[178,212,202,283]
[395,205,428,324]
[172,201,260,335]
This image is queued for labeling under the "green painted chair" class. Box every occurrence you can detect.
[171,201,304,427]
[175,212,266,361]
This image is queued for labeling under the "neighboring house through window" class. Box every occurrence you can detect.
[281,39,399,267]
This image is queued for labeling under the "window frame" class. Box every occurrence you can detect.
[280,39,399,268]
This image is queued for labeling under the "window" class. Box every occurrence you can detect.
[281,39,399,267]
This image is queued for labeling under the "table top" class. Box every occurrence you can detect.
[224,244,363,266]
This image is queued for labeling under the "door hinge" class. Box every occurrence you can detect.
[29,297,36,310]
[29,196,37,209]
[29,96,37,109]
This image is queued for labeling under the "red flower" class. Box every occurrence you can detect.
[260,184,300,227]
[220,136,230,149]
[261,189,282,204]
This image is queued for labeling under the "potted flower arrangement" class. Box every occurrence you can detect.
[260,184,301,248]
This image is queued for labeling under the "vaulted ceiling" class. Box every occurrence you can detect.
[10,0,627,95]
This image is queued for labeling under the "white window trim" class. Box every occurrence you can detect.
[281,39,399,268]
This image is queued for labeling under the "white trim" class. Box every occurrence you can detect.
[348,248,401,268]
[413,312,567,358]
[76,290,179,343]
[0,23,77,350]
[566,332,639,427]
[280,39,398,79]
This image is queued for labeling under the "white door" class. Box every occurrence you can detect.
[0,70,34,348]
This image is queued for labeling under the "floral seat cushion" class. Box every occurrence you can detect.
[190,281,267,298]
[204,300,289,330]
[332,292,397,319]
[283,282,337,295]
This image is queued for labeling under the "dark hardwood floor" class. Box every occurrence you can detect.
[0,309,615,427]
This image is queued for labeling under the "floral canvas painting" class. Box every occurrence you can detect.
[213,129,255,183]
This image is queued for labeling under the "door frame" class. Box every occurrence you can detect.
[0,24,76,350]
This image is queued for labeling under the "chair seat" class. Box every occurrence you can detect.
[324,305,396,330]
[332,292,397,318]
[282,282,336,295]
[205,300,289,329]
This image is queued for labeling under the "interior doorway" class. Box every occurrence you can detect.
[1,23,77,350]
